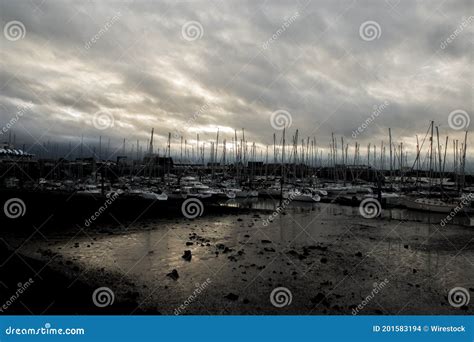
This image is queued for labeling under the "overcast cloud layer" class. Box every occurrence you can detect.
[0,0,472,165]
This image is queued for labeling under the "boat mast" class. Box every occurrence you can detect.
[435,126,442,188]
[389,128,393,185]
[428,121,434,194]
[460,130,468,192]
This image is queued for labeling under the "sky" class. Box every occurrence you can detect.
[0,0,472,168]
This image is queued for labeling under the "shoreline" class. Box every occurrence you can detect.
[2,204,472,315]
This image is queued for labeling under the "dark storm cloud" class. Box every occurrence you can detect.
[0,0,472,161]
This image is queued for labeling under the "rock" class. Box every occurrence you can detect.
[310,293,329,307]
[182,250,192,261]
[264,247,275,252]
[309,245,328,251]
[224,293,239,301]
[261,240,272,244]
[355,252,363,257]
[166,269,179,280]
[320,258,328,264]
[237,218,243,222]
[186,242,194,246]
[243,298,250,304]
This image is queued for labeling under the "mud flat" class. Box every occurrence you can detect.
[1,203,473,315]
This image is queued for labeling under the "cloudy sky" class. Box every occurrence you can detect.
[0,0,472,166]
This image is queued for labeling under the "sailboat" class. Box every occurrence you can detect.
[283,188,321,202]
[402,197,460,213]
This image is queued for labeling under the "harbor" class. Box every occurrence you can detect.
[0,0,472,320]
[0,123,472,315]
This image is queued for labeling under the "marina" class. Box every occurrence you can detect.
[0,0,472,323]
[0,123,472,315]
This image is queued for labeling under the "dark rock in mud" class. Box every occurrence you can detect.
[166,269,179,280]
[182,250,192,261]
[308,245,328,251]
[224,293,239,301]
[311,292,330,307]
